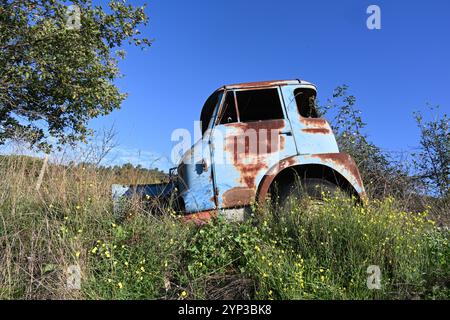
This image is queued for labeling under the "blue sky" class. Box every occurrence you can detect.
[91,0,450,171]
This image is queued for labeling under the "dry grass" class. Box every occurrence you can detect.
[0,154,164,299]
[0,154,448,300]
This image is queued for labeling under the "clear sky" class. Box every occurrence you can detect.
[91,0,450,171]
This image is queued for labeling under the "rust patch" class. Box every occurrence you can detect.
[257,174,275,203]
[257,156,299,202]
[226,119,284,131]
[302,128,331,134]
[222,187,255,208]
[235,162,268,189]
[224,119,284,189]
[225,80,294,90]
[299,117,328,127]
[312,153,365,191]
[182,210,217,225]
[225,119,285,158]
[274,156,298,173]
[246,119,285,131]
[299,118,332,134]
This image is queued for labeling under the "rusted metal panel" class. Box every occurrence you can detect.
[223,79,301,90]
[311,153,366,196]
[223,119,284,189]
[182,207,247,224]
[300,118,332,134]
[257,153,366,202]
[280,85,339,155]
[182,210,217,225]
[301,127,332,134]
[222,187,255,208]
[211,90,298,209]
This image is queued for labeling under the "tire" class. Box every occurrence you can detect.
[277,178,341,212]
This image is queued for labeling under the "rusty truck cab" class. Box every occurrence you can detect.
[177,80,366,218]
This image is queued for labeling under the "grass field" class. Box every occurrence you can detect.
[0,155,448,299]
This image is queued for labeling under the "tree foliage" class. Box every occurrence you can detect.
[323,86,384,165]
[0,0,151,151]
[413,106,450,197]
[320,85,423,200]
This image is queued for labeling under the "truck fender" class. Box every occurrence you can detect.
[257,153,366,202]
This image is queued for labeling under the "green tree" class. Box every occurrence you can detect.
[0,0,151,151]
[321,85,412,198]
[321,86,389,172]
[413,106,450,197]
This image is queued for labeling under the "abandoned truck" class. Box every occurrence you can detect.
[113,79,366,222]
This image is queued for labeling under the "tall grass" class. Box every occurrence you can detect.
[0,156,448,299]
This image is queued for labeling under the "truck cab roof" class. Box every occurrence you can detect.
[217,79,315,91]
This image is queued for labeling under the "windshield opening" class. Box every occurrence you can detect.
[200,91,223,135]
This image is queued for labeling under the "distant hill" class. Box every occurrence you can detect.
[0,154,168,185]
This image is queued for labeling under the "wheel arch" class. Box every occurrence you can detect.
[256,154,366,204]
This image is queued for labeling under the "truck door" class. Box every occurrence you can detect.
[210,87,297,209]
[178,91,223,213]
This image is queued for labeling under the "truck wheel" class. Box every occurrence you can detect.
[277,178,341,212]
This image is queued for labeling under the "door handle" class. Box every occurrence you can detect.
[195,159,208,174]
[279,130,292,136]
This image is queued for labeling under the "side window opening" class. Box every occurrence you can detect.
[236,88,284,122]
[294,88,318,118]
[218,91,238,124]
